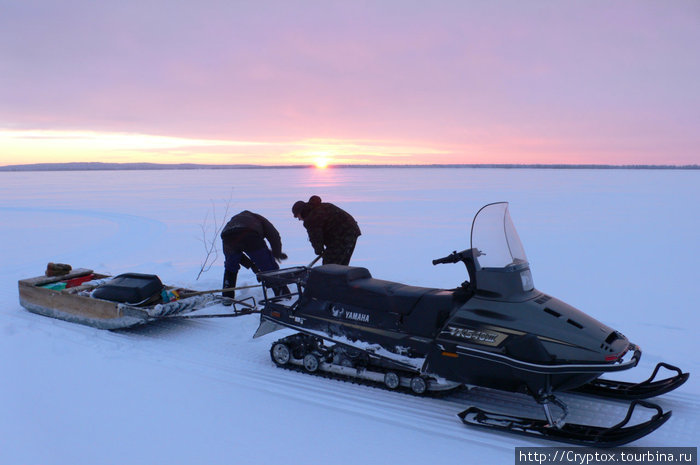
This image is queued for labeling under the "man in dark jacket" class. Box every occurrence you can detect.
[292,196,361,265]
[220,210,287,298]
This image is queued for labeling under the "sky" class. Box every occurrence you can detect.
[1,0,699,167]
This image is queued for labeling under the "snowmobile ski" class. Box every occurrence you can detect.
[570,362,689,400]
[458,400,671,447]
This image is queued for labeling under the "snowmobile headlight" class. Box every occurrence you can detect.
[520,270,534,291]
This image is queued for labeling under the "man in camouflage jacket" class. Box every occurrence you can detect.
[292,196,361,265]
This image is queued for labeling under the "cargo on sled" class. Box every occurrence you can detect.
[18,264,256,330]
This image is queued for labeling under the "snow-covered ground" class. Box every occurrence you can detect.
[1,168,698,464]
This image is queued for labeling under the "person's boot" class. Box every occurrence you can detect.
[222,269,238,299]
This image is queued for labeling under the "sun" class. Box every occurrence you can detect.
[314,157,330,169]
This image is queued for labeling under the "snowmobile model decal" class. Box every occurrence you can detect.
[330,304,370,323]
[442,325,507,347]
[446,320,579,349]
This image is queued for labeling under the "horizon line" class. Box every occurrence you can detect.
[0,161,698,172]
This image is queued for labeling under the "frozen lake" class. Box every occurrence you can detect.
[1,167,698,464]
[2,168,698,315]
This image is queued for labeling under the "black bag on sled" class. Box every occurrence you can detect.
[92,273,163,305]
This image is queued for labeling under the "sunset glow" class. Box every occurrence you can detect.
[1,2,698,167]
[314,157,330,169]
[1,129,466,166]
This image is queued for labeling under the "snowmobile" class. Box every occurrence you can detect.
[253,202,688,446]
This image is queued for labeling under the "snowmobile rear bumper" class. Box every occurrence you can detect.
[253,318,287,338]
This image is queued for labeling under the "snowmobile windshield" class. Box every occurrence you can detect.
[470,202,528,269]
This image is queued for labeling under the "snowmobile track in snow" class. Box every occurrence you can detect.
[107,313,700,447]
[10,307,697,448]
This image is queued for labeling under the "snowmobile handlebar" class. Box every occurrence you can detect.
[432,250,463,265]
[433,249,480,287]
[433,248,484,265]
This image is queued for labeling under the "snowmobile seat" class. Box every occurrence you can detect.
[305,265,453,326]
[305,264,372,292]
[348,277,434,315]
[306,265,428,314]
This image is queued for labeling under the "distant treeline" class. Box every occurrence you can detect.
[0,162,698,172]
[0,162,266,171]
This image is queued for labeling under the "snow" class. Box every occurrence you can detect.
[1,168,698,464]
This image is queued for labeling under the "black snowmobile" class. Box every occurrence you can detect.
[253,202,688,446]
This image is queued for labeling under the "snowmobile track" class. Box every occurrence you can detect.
[269,349,462,399]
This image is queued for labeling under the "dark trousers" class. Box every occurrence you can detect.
[222,229,289,298]
[222,229,279,298]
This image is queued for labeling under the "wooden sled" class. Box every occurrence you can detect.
[17,268,231,330]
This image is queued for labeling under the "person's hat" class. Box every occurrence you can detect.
[292,200,305,217]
